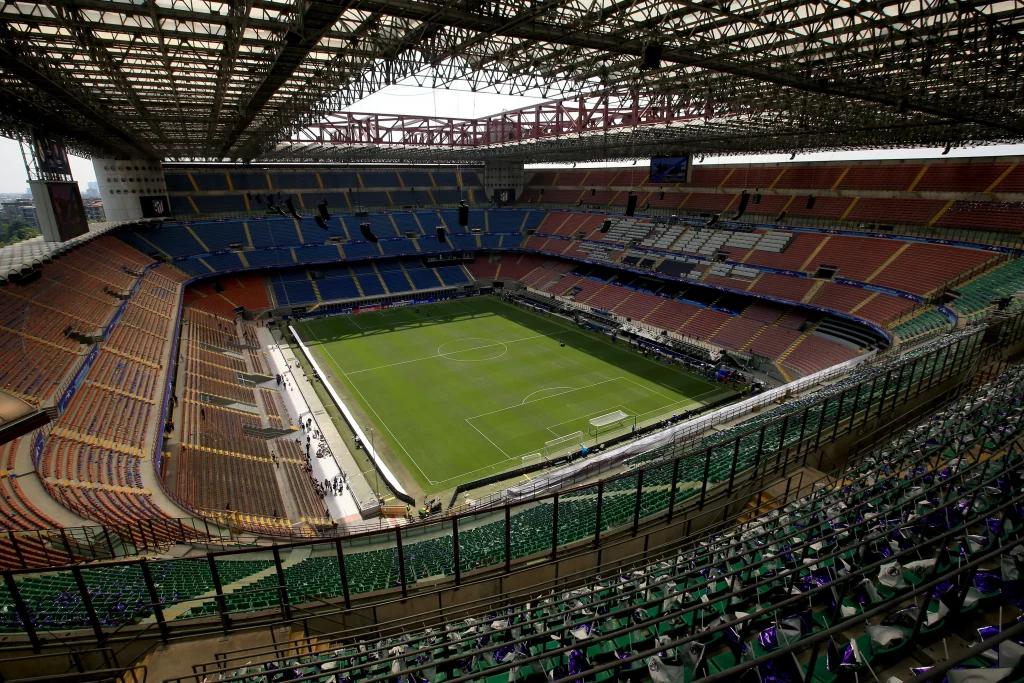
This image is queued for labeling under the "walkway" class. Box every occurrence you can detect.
[257,326,367,521]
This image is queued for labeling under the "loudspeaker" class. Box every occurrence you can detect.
[658,191,665,200]
[625,193,638,216]
[734,191,750,219]
[360,222,378,243]
[642,44,663,70]
[458,204,469,227]
[806,195,816,210]
[285,197,300,219]
[590,188,596,196]
[600,220,612,233]
[436,226,446,243]
[318,201,330,221]
[753,193,762,204]
[314,215,329,231]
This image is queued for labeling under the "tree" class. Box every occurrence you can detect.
[0,218,40,246]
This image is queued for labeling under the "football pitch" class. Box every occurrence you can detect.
[296,296,735,493]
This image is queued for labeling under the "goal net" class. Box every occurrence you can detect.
[521,452,545,466]
[588,410,634,438]
[544,431,584,456]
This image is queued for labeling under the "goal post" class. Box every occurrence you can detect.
[588,410,635,438]
[544,431,585,456]
[521,452,545,466]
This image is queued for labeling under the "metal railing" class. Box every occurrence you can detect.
[177,392,1024,683]
[2,308,1020,651]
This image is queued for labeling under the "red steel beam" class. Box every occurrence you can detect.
[288,90,702,149]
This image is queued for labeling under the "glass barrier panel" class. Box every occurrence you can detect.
[400,518,453,586]
[9,530,61,568]
[148,556,219,623]
[761,420,784,456]
[459,509,506,572]
[80,563,149,628]
[736,431,762,476]
[707,442,734,487]
[804,402,824,444]
[558,485,597,548]
[210,555,278,618]
[600,472,637,533]
[12,567,80,632]
[639,462,672,520]
[342,530,398,596]
[281,542,344,605]
[674,451,705,507]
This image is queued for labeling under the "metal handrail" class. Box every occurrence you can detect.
[186,428,1023,683]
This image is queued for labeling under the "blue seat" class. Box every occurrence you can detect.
[380,270,411,293]
[192,221,247,251]
[360,171,400,188]
[228,171,269,191]
[436,266,469,286]
[357,274,385,296]
[191,173,230,191]
[407,268,442,289]
[317,276,360,301]
[344,242,381,259]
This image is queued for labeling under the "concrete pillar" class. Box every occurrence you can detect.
[483,160,524,204]
[93,158,166,222]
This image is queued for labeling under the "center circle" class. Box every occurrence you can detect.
[437,337,508,362]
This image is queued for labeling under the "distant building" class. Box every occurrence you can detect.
[85,181,100,198]
[84,200,106,222]
[2,199,37,227]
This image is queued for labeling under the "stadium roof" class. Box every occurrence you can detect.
[1,0,1022,164]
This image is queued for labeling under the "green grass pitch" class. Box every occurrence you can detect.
[296,296,734,493]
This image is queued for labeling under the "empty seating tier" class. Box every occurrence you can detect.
[169,359,1024,683]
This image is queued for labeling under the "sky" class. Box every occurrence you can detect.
[2,81,1024,193]
[0,135,97,195]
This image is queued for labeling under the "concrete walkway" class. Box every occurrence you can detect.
[11,439,91,528]
[258,326,366,521]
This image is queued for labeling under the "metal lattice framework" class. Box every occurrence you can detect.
[1,0,1023,163]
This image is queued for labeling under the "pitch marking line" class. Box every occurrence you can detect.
[545,405,631,437]
[619,376,678,402]
[345,330,574,375]
[516,302,720,389]
[344,300,481,331]
[301,324,438,485]
[464,419,512,459]
[437,338,508,362]
[465,377,622,422]
[405,388,729,488]
[442,300,479,316]
[522,387,574,404]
